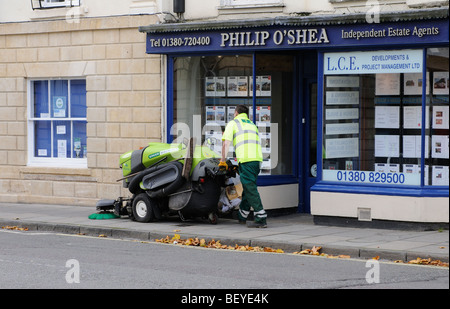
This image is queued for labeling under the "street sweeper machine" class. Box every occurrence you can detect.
[92,138,240,224]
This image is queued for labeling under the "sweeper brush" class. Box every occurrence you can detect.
[92,138,237,224]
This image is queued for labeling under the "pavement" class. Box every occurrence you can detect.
[0,202,448,263]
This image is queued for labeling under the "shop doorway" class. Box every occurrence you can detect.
[298,52,318,213]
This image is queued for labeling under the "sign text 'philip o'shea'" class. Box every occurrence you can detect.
[144,19,448,54]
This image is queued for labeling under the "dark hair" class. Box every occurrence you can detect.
[235,105,249,116]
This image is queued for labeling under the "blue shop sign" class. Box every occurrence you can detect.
[144,19,448,54]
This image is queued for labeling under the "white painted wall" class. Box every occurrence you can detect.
[311,191,449,223]
[3,0,447,23]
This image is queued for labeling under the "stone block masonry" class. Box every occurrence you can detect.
[0,15,162,206]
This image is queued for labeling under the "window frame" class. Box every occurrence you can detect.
[316,46,449,197]
[27,78,87,168]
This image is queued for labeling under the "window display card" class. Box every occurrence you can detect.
[403,135,429,158]
[431,135,449,159]
[260,132,271,153]
[432,106,449,129]
[375,73,400,95]
[375,106,400,128]
[375,163,399,173]
[215,106,226,125]
[52,96,67,118]
[260,76,272,97]
[326,76,359,88]
[325,108,359,120]
[215,77,226,97]
[227,76,238,96]
[256,106,271,126]
[205,106,216,123]
[237,76,248,96]
[326,91,359,105]
[56,125,66,135]
[403,164,429,185]
[432,72,449,95]
[403,73,430,95]
[325,122,359,135]
[403,106,430,129]
[205,77,215,97]
[374,135,399,157]
[227,106,236,122]
[57,139,67,158]
[432,165,449,186]
[325,137,359,159]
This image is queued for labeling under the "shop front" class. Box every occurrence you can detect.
[139,9,449,225]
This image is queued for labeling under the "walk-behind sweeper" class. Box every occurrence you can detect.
[91,138,238,224]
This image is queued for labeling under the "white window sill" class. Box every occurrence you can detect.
[27,158,88,169]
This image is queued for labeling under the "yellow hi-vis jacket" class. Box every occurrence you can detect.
[222,113,263,163]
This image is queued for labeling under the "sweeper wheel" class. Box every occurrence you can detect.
[132,193,155,223]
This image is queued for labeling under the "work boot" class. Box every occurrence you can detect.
[247,221,267,228]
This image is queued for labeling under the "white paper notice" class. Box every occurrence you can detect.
[326,123,359,135]
[326,76,359,88]
[432,165,449,186]
[403,135,429,158]
[375,106,400,128]
[325,108,359,120]
[432,106,449,129]
[375,73,400,95]
[404,72,430,95]
[431,135,449,159]
[326,91,359,105]
[375,135,399,157]
[57,139,67,158]
[432,72,449,95]
[325,137,359,159]
[403,106,430,129]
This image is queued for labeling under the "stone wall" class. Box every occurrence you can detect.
[0,15,162,206]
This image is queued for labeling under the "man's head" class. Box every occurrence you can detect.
[235,104,249,117]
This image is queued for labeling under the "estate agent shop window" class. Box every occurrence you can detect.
[171,53,294,177]
[321,47,449,188]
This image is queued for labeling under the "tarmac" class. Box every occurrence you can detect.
[0,202,448,264]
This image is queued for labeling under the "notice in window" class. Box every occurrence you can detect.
[326,91,359,105]
[375,73,400,95]
[431,135,449,159]
[256,106,271,126]
[432,165,449,186]
[375,106,400,128]
[375,135,399,157]
[432,106,449,129]
[404,106,430,129]
[326,76,359,88]
[57,139,67,158]
[53,96,67,118]
[433,72,449,95]
[325,137,359,159]
[403,135,429,158]
[403,73,430,95]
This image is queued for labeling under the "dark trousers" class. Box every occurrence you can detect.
[238,161,266,223]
